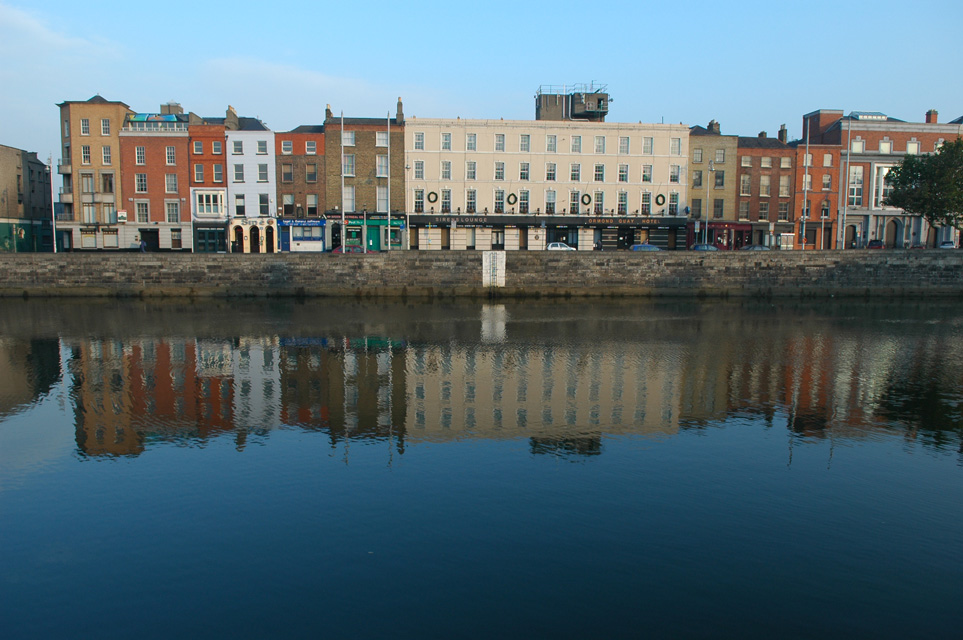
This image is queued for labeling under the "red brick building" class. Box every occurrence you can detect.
[275,125,326,251]
[118,107,192,251]
[187,119,228,252]
[736,126,795,247]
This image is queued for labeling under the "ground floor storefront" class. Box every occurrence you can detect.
[1,219,52,253]
[278,218,326,252]
[56,222,192,252]
[408,214,688,251]
[230,218,278,253]
[327,214,407,252]
[841,211,956,249]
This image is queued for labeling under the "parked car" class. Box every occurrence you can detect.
[630,243,662,251]
[739,245,771,251]
[547,242,576,251]
[866,240,885,250]
[331,245,365,254]
[690,243,719,251]
[938,240,957,249]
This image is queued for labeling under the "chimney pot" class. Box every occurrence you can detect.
[759,131,767,138]
[926,109,938,124]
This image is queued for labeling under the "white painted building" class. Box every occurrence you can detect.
[225,121,277,253]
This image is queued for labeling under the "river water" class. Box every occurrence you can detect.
[1,299,961,638]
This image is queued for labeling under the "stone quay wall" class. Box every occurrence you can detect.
[0,251,961,299]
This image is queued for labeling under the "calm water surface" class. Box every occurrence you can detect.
[1,299,961,639]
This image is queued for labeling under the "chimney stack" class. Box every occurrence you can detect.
[758,131,767,139]
[926,109,938,124]
[778,124,788,144]
[161,101,183,115]
[325,104,333,121]
[396,97,404,125]
[708,120,721,134]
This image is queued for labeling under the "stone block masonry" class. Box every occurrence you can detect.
[1,251,962,299]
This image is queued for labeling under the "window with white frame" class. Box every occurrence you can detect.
[466,189,477,213]
[740,174,751,196]
[281,194,295,217]
[570,163,580,181]
[81,118,90,135]
[441,189,451,213]
[233,164,244,182]
[259,193,269,215]
[669,192,679,215]
[594,191,604,214]
[741,156,751,167]
[851,138,864,153]
[195,164,204,182]
[466,133,477,151]
[193,141,203,154]
[780,157,791,169]
[761,156,772,168]
[802,174,812,191]
[693,148,703,163]
[343,185,355,212]
[570,190,580,214]
[213,164,222,182]
[693,170,703,188]
[81,173,94,192]
[760,175,771,196]
[641,192,651,215]
[136,201,149,223]
[822,174,831,190]
[166,174,178,193]
[546,135,557,153]
[778,202,790,220]
[495,162,505,180]
[282,163,293,182]
[546,163,556,181]
[466,161,476,180]
[804,153,813,167]
[135,146,145,165]
[306,140,316,154]
[644,137,654,154]
[545,189,556,214]
[714,170,725,188]
[305,163,316,182]
[520,162,530,181]
[441,132,451,150]
[282,140,293,154]
[619,137,630,154]
[343,154,355,176]
[519,190,529,214]
[170,228,182,249]
[377,185,388,212]
[595,136,605,153]
[233,140,243,154]
[81,206,96,225]
[618,164,628,183]
[520,134,530,152]
[135,173,147,193]
[102,146,111,165]
[165,146,176,165]
[195,191,223,216]
[376,131,389,147]
[413,132,424,149]
[307,195,318,216]
[495,133,505,151]
[713,199,724,218]
[642,165,652,183]
[823,153,832,167]
[103,203,116,224]
[414,160,424,180]
[101,119,110,136]
[617,191,628,214]
[779,175,790,197]
[441,161,451,180]
[343,131,356,146]
[879,139,892,154]
[377,154,389,177]
[258,164,268,182]
[671,138,682,155]
[212,141,222,155]
[167,201,180,223]
[759,202,769,220]
[256,140,267,155]
[571,136,581,153]
[739,201,750,219]
[594,164,604,181]
[670,165,680,184]
[906,140,919,155]
[715,149,725,163]
[495,190,505,213]
[414,189,424,213]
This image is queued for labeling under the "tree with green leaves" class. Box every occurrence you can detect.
[885,138,963,229]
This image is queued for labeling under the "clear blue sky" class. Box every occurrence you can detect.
[3,0,962,172]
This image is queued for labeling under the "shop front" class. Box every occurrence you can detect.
[278,218,326,252]
[341,214,406,252]
[229,217,277,253]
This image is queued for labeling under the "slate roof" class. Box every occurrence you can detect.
[289,125,325,133]
[737,136,789,149]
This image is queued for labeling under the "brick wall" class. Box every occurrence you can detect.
[2,251,963,299]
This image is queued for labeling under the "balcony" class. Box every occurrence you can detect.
[57,159,71,174]
[59,187,73,204]
[93,193,115,204]
[55,212,75,222]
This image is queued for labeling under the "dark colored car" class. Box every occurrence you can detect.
[630,243,663,251]
[866,240,885,250]
[690,243,719,251]
[739,245,771,251]
[331,245,365,254]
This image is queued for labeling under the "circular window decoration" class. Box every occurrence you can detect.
[581,193,592,206]
[655,194,666,206]
[427,191,438,203]
[507,193,518,205]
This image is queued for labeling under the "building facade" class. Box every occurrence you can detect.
[56,95,133,251]
[689,121,740,248]
[0,144,52,252]
[324,101,406,251]
[736,128,795,247]
[188,117,229,253]
[405,108,690,251]
[118,107,193,251]
[225,111,277,253]
[275,125,326,252]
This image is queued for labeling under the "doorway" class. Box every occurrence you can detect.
[250,226,261,253]
[265,226,275,253]
[139,229,160,251]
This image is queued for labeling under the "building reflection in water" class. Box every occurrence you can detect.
[3,301,956,459]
